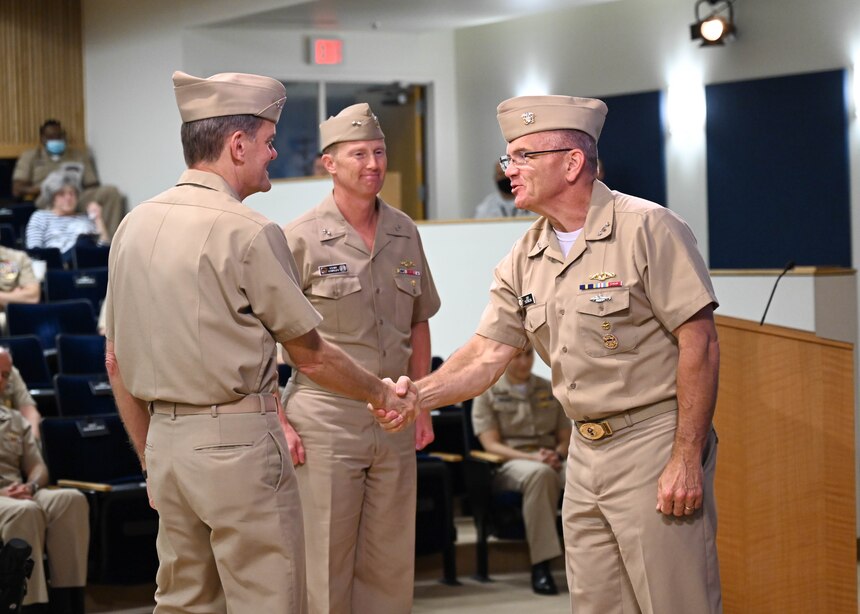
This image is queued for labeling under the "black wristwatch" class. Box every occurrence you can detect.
[28,482,39,495]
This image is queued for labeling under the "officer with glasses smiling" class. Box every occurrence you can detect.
[379,94,722,613]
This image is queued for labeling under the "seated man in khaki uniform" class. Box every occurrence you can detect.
[471,344,570,595]
[0,385,88,613]
[12,119,126,237]
[0,349,43,440]
[282,103,440,614]
[105,71,418,614]
[0,246,40,337]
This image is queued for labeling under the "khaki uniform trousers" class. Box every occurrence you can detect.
[146,409,307,614]
[562,410,722,614]
[0,488,89,605]
[287,385,416,614]
[494,459,564,565]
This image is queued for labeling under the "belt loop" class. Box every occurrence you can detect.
[259,395,266,415]
[171,403,176,421]
[210,404,218,417]
[622,410,634,428]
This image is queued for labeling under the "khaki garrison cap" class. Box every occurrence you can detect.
[319,103,385,151]
[172,71,287,123]
[497,95,608,143]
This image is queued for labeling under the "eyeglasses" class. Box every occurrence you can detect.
[499,148,571,171]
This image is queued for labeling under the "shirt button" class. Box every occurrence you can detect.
[378,319,384,325]
[569,382,577,389]
[559,309,565,316]
[376,288,381,294]
[561,346,568,353]
[382,350,387,357]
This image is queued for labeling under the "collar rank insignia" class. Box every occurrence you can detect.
[319,263,348,276]
[518,293,535,308]
[589,272,616,282]
[521,112,535,125]
[351,120,363,126]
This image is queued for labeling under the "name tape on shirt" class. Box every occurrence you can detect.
[518,293,535,307]
[319,263,348,276]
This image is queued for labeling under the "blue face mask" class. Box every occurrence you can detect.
[45,139,66,156]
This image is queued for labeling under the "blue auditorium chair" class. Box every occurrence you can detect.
[53,374,116,417]
[56,334,107,375]
[44,268,108,315]
[6,299,96,352]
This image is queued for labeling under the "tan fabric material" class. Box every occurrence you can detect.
[1,367,36,411]
[172,71,286,123]
[496,95,608,142]
[283,194,439,614]
[0,407,89,605]
[13,146,126,237]
[105,169,322,405]
[147,411,306,614]
[284,194,440,383]
[319,103,385,151]
[106,167,319,613]
[563,412,721,614]
[476,181,718,423]
[0,246,37,295]
[472,373,567,451]
[475,178,721,612]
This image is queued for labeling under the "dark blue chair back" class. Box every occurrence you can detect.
[25,247,63,271]
[45,268,108,314]
[0,335,51,388]
[0,203,35,243]
[56,334,107,375]
[72,245,110,269]
[53,374,116,417]
[6,299,96,351]
[0,224,16,248]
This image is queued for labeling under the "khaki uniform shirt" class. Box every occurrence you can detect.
[1,367,36,411]
[0,246,37,296]
[104,170,322,405]
[472,373,567,451]
[284,194,440,384]
[12,146,100,192]
[0,406,42,488]
[476,181,718,422]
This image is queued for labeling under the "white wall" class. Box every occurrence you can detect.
[82,0,461,219]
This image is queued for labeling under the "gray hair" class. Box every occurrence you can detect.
[40,163,83,202]
[546,129,599,176]
[180,115,265,167]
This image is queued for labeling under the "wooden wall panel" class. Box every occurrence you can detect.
[714,315,856,613]
[0,0,84,157]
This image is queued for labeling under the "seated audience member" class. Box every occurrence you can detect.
[12,119,126,237]
[0,349,42,440]
[474,163,537,219]
[0,366,88,614]
[471,345,571,595]
[0,247,41,335]
[25,166,109,264]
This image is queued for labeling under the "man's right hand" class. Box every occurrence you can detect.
[369,376,420,433]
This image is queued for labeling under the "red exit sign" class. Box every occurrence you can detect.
[310,38,343,65]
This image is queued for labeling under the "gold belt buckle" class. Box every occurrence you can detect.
[578,421,613,441]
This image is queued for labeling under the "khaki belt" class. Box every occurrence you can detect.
[575,399,677,441]
[150,394,277,419]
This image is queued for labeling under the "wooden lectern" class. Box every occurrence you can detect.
[714,315,856,612]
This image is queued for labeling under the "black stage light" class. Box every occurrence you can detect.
[690,0,736,46]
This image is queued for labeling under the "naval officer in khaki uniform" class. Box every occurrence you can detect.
[281,103,440,614]
[379,95,721,613]
[471,344,569,595]
[104,72,417,614]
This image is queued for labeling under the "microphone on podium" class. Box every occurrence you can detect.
[759,260,796,326]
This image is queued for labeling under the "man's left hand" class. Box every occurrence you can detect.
[414,410,435,450]
[656,452,703,516]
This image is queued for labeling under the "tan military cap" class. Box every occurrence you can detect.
[172,71,287,123]
[319,103,385,151]
[497,95,608,142]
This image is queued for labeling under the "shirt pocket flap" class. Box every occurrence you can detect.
[523,303,547,332]
[309,275,362,299]
[394,275,423,297]
[575,289,630,317]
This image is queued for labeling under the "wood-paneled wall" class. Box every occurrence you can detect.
[0,0,84,158]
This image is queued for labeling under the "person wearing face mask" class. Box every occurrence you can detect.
[12,119,127,238]
[474,162,537,219]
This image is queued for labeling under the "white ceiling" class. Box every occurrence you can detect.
[206,0,615,32]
